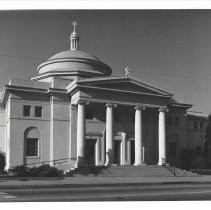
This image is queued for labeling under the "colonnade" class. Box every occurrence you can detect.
[76,102,167,166]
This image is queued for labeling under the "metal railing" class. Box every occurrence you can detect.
[11,157,77,169]
[161,158,177,176]
[161,158,194,176]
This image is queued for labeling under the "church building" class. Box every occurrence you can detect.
[0,22,196,171]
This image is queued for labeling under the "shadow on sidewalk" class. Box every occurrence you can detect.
[0,176,65,182]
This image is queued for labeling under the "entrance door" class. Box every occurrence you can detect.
[114,141,121,165]
[131,140,135,165]
[86,139,96,165]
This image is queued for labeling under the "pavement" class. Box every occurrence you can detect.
[1,175,211,189]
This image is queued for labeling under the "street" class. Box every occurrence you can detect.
[1,183,211,201]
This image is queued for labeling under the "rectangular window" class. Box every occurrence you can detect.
[23,105,31,117]
[169,142,176,157]
[174,117,180,126]
[35,106,42,117]
[26,138,38,156]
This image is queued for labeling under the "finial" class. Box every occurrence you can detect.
[70,20,79,51]
[124,67,131,77]
[72,21,77,33]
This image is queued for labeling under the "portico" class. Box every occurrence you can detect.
[74,99,168,167]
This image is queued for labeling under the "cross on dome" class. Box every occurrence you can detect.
[72,21,77,33]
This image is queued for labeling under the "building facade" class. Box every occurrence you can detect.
[0,24,204,171]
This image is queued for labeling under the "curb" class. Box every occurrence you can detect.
[0,181,211,190]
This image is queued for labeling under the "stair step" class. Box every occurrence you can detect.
[70,165,175,177]
[68,165,198,177]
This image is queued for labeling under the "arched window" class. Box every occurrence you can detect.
[24,127,40,157]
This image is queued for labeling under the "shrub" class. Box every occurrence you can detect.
[36,164,63,177]
[10,165,29,177]
[0,152,5,172]
[28,166,41,177]
[43,166,63,177]
[10,164,63,177]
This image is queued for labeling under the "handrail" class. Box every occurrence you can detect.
[162,158,177,176]
[161,158,192,176]
[10,157,77,168]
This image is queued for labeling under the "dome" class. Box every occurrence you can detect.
[35,23,112,80]
[49,50,100,62]
[37,50,112,78]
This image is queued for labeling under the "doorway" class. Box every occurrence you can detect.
[131,140,135,165]
[86,139,97,165]
[114,141,121,165]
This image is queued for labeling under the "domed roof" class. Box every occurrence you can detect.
[37,49,112,77]
[49,50,100,62]
[34,22,112,80]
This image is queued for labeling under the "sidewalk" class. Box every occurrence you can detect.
[1,175,211,189]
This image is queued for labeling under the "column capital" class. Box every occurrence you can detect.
[135,105,146,110]
[106,103,117,108]
[76,101,89,106]
[159,107,169,113]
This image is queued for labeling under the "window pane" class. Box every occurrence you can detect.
[23,105,31,116]
[26,138,38,156]
[35,106,42,117]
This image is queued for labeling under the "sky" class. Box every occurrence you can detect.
[0,10,211,113]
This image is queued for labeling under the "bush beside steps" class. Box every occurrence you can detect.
[9,164,63,177]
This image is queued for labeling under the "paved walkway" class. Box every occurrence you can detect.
[1,175,211,189]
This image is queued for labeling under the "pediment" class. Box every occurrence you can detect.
[78,76,173,97]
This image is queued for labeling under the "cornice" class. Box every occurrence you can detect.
[74,84,172,98]
[78,76,174,97]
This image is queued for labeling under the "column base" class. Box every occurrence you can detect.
[158,158,166,166]
[133,163,146,166]
[104,162,115,166]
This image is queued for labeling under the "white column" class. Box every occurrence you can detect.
[105,104,114,165]
[95,138,100,166]
[76,102,86,166]
[127,139,131,165]
[134,106,144,165]
[121,133,126,165]
[158,108,166,165]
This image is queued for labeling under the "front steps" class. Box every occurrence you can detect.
[70,165,178,177]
